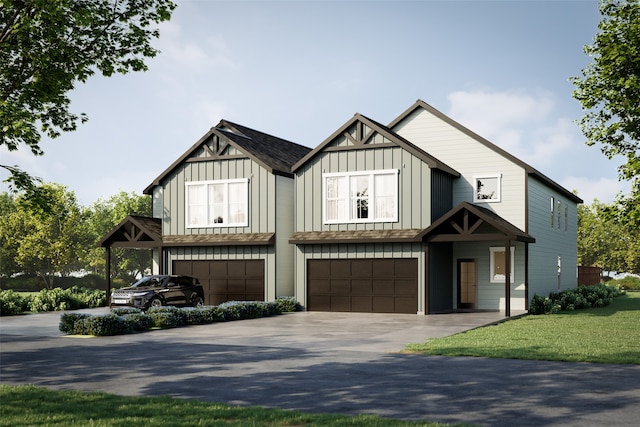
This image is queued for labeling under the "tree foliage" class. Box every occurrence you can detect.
[0,186,152,288]
[0,183,92,288]
[0,0,176,200]
[572,0,640,185]
[578,198,640,274]
[85,191,151,280]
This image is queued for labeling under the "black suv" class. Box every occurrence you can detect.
[110,275,205,310]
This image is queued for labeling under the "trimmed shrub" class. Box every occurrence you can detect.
[121,313,153,332]
[75,314,126,336]
[275,296,303,313]
[60,299,306,336]
[0,290,29,316]
[148,311,179,329]
[530,283,624,315]
[147,306,186,326]
[27,287,105,313]
[181,307,207,325]
[59,313,93,334]
[111,307,143,316]
[610,276,640,291]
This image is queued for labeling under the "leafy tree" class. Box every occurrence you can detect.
[1,184,92,288]
[572,0,640,186]
[0,192,21,277]
[0,0,176,204]
[578,198,640,274]
[85,191,152,281]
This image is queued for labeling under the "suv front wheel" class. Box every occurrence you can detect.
[148,297,163,309]
[191,294,204,307]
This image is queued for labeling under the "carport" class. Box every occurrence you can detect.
[98,215,163,298]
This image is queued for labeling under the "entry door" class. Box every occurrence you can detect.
[457,259,476,309]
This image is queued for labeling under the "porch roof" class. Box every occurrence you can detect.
[289,229,425,245]
[98,215,162,248]
[162,233,275,247]
[420,202,536,243]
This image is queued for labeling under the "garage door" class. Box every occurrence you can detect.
[173,260,265,306]
[307,259,418,314]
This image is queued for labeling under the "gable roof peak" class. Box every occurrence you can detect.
[144,120,311,194]
[389,99,583,204]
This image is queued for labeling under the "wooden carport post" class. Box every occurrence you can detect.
[105,247,111,302]
[505,240,511,317]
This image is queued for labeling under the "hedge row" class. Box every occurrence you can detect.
[0,287,106,316]
[529,283,624,315]
[59,297,303,336]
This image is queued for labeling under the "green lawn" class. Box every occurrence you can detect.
[405,292,640,364]
[0,385,452,427]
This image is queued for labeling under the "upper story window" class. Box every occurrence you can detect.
[323,169,398,224]
[185,179,248,228]
[474,174,501,203]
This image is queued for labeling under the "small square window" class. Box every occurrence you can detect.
[474,175,501,203]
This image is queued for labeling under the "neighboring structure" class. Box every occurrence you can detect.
[101,120,311,305]
[100,99,581,316]
[290,100,581,315]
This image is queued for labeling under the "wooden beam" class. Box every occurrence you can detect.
[424,243,430,315]
[105,247,111,304]
[505,240,511,317]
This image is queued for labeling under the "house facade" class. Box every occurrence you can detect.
[100,99,581,316]
[290,101,581,315]
[137,120,311,305]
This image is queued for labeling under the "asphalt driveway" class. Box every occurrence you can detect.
[1,308,639,426]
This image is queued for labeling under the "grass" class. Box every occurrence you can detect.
[0,385,453,427]
[405,292,640,364]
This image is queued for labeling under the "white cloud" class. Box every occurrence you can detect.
[447,89,555,134]
[446,89,577,167]
[561,176,631,205]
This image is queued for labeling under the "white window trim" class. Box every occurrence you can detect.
[490,246,515,283]
[185,178,249,228]
[322,169,399,224]
[473,174,502,203]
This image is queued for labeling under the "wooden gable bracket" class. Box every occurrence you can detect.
[449,211,484,236]
[123,225,145,242]
[344,122,375,147]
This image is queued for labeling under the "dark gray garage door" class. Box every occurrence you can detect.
[173,260,265,306]
[307,258,418,314]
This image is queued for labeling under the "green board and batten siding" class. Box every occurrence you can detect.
[293,144,434,314]
[295,146,433,232]
[153,154,295,302]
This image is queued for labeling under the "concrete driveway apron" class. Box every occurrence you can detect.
[1,308,639,427]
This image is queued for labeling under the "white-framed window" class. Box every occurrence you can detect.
[185,178,248,227]
[490,246,515,283]
[474,174,501,203]
[323,169,398,224]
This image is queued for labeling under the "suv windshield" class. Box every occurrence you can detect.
[130,276,165,288]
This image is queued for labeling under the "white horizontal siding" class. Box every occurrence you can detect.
[527,177,579,297]
[394,108,527,230]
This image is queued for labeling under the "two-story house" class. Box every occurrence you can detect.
[100,100,581,316]
[101,120,311,305]
[290,100,581,315]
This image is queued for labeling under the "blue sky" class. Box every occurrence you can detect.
[0,0,631,206]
